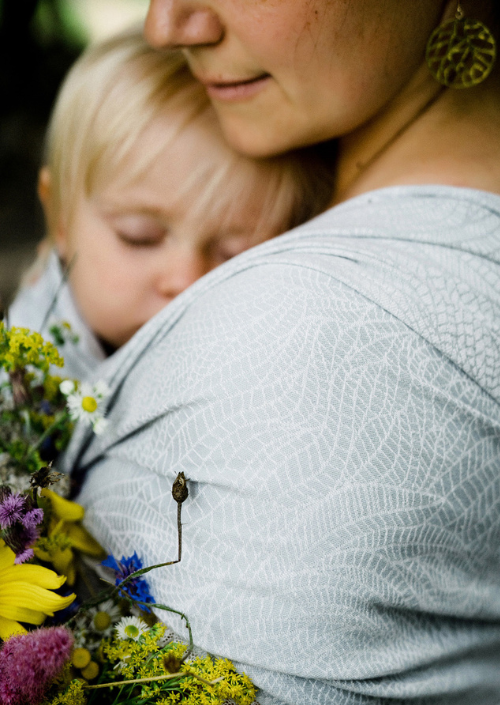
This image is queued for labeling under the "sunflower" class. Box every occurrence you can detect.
[0,539,75,639]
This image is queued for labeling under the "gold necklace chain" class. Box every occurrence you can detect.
[336,85,447,202]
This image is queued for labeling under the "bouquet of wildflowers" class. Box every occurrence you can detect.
[0,321,258,705]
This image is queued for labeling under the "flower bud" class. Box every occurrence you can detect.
[81,661,99,680]
[172,472,188,504]
[72,647,91,669]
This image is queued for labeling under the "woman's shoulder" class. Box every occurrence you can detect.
[294,184,500,253]
[91,184,500,416]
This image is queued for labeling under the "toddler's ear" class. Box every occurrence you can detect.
[37,166,53,221]
[38,167,68,259]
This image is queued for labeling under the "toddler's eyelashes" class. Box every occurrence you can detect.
[116,232,165,247]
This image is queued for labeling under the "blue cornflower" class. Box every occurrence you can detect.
[102,552,155,611]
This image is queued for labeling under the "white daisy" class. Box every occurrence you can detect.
[61,380,110,434]
[59,379,75,396]
[88,599,122,634]
[115,616,149,642]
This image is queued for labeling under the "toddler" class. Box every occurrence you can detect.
[9,30,333,378]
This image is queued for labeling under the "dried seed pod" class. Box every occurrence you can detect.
[172,472,188,504]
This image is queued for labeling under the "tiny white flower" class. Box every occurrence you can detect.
[115,616,149,642]
[113,654,131,673]
[92,417,109,436]
[65,380,110,434]
[94,380,111,399]
[60,379,75,396]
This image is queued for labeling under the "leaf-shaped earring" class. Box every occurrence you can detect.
[426,2,496,88]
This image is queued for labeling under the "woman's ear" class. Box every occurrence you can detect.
[38,167,68,259]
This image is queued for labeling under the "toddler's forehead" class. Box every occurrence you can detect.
[94,112,285,214]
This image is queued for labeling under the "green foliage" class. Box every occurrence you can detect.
[0,321,74,480]
[77,623,256,705]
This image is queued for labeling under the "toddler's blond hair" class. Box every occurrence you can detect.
[42,29,333,243]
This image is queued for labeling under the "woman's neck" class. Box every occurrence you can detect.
[332,63,500,206]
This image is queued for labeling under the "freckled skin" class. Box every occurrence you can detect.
[146,0,445,157]
[145,1,500,203]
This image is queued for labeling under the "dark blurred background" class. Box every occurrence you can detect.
[0,0,148,309]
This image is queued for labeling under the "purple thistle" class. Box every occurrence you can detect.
[22,508,44,530]
[0,626,73,705]
[4,520,39,565]
[0,494,26,528]
[102,552,155,612]
[13,547,35,565]
[0,487,44,564]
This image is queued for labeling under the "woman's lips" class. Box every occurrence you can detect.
[203,74,271,102]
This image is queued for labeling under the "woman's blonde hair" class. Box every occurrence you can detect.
[43,28,333,239]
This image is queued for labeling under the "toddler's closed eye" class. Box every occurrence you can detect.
[209,235,254,263]
[109,213,166,247]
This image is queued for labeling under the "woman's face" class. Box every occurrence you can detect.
[145,0,447,156]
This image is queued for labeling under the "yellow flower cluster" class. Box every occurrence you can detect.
[44,676,86,705]
[0,322,64,373]
[103,624,256,705]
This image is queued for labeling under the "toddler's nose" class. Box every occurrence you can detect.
[157,249,207,300]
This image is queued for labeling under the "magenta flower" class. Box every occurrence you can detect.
[0,626,73,705]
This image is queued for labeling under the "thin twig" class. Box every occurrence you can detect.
[83,671,223,689]
[133,599,194,653]
[177,502,182,561]
[40,254,77,333]
[23,410,69,462]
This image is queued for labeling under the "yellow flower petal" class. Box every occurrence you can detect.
[33,547,52,563]
[66,523,105,557]
[0,540,15,571]
[0,615,27,640]
[0,564,67,590]
[0,604,46,625]
[42,488,85,522]
[48,517,66,538]
[52,547,75,582]
[0,582,75,615]
[65,561,76,586]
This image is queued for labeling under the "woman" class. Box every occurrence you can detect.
[65,1,500,703]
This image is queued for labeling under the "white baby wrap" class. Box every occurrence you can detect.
[8,250,105,380]
[57,186,500,704]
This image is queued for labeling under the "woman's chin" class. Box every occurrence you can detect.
[213,108,302,158]
[214,105,336,158]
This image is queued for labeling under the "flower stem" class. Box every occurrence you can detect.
[84,671,223,690]
[23,410,69,463]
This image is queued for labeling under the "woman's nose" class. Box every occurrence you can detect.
[145,0,224,48]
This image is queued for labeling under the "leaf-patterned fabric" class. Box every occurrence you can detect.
[62,186,500,704]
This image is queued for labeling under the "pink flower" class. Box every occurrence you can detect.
[0,626,73,705]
